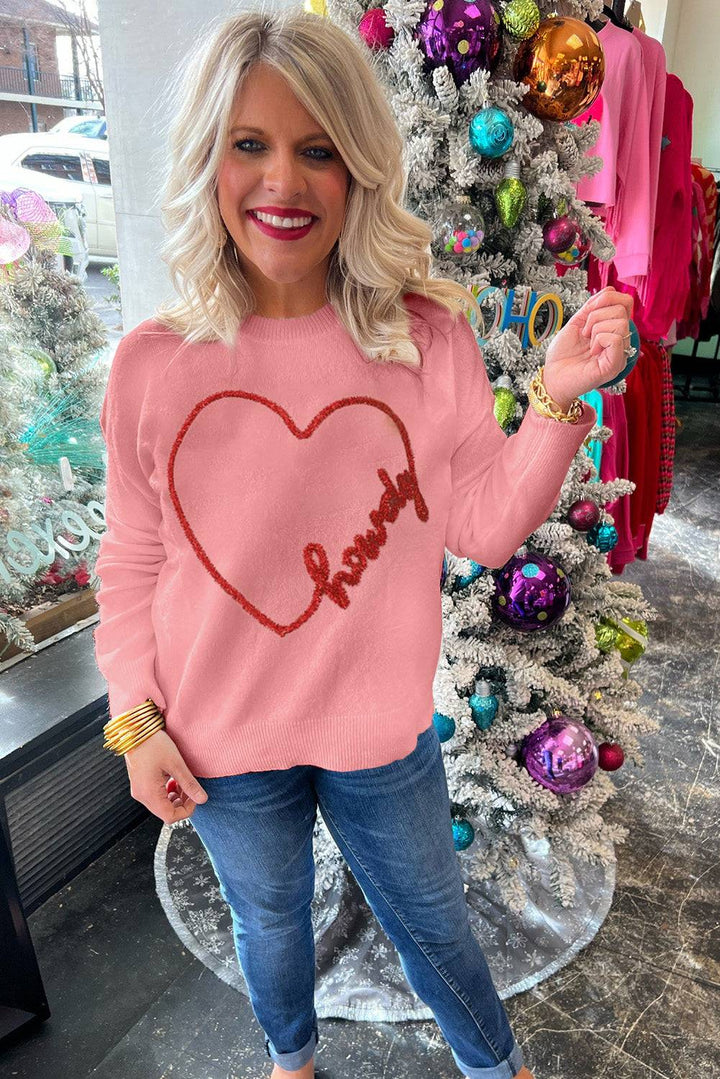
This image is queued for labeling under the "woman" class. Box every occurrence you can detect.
[94,9,633,1079]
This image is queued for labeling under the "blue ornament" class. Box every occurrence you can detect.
[587,522,619,552]
[469,106,515,158]
[600,319,640,388]
[455,559,485,588]
[452,815,475,851]
[441,554,448,588]
[433,711,456,742]
[469,679,499,731]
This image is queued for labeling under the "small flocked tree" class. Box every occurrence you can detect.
[0,189,108,656]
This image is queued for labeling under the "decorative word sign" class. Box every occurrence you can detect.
[0,500,106,583]
[467,284,565,348]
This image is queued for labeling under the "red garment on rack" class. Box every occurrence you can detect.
[677,178,712,340]
[613,344,663,570]
[655,344,676,514]
[599,389,634,572]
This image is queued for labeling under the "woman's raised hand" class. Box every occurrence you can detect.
[542,286,635,410]
[124,728,208,823]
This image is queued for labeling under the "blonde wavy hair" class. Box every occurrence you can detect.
[153,5,482,369]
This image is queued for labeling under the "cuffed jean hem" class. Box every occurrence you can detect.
[452,1037,525,1079]
[264,1020,318,1071]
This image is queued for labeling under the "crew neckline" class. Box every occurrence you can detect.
[239,301,339,341]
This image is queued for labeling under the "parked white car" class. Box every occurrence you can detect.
[0,162,89,280]
[0,132,115,259]
[50,115,107,140]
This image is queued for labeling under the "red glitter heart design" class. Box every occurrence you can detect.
[168,392,429,636]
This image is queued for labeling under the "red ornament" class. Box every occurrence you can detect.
[359,7,395,50]
[598,742,625,771]
[568,498,601,532]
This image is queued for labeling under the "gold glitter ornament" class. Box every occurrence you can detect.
[499,0,540,41]
[303,0,327,15]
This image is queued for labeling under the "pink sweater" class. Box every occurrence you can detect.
[92,294,595,777]
[575,20,653,282]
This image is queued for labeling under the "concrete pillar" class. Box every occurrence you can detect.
[97,0,292,333]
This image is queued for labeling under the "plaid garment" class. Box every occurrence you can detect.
[656,343,676,514]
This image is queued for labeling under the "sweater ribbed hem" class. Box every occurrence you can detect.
[168,696,437,777]
[238,301,339,341]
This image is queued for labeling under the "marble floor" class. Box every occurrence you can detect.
[3,399,718,1079]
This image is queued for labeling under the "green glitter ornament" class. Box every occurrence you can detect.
[495,161,527,228]
[493,375,516,429]
[615,618,648,665]
[500,0,540,41]
[595,619,619,653]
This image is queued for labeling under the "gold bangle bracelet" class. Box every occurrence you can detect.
[528,366,584,424]
[103,715,164,751]
[104,718,165,756]
[103,697,166,756]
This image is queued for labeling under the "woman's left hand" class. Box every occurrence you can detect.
[543,286,635,410]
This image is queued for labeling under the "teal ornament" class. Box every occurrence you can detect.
[452,815,475,851]
[433,711,456,741]
[587,522,619,552]
[495,161,527,228]
[469,106,515,158]
[600,319,641,388]
[455,559,485,588]
[470,679,499,731]
[493,375,516,429]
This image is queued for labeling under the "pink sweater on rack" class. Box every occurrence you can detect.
[575,19,653,283]
[92,294,595,777]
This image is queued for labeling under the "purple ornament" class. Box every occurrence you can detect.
[542,215,578,255]
[521,714,598,793]
[567,498,601,532]
[414,0,502,87]
[493,550,571,631]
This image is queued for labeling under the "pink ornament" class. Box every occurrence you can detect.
[542,215,578,255]
[521,714,598,793]
[359,7,395,50]
[0,216,31,263]
[598,741,625,771]
[567,498,601,532]
[13,188,56,223]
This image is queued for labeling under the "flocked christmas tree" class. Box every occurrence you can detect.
[302,0,661,922]
[0,188,109,657]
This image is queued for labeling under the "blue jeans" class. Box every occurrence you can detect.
[190,723,525,1078]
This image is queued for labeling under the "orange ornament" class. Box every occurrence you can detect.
[513,16,605,122]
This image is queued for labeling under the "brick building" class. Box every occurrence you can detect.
[0,0,101,135]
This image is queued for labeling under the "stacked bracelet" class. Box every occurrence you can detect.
[103,697,166,756]
[528,366,584,424]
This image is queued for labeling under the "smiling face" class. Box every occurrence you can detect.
[217,62,352,318]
